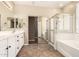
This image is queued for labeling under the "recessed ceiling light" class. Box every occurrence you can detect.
[59,4,64,7]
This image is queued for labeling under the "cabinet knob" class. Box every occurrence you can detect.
[17,36,19,37]
[6,47,8,50]
[17,40,19,41]
[9,46,11,48]
[17,47,19,49]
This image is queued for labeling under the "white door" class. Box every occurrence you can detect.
[0,39,8,57]
[8,36,16,57]
[15,35,20,55]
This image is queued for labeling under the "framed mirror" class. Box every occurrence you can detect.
[7,17,24,29]
[7,17,18,28]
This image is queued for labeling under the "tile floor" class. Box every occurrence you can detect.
[17,38,64,57]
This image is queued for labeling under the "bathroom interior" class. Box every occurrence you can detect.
[0,1,79,57]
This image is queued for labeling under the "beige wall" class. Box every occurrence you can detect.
[0,2,14,31]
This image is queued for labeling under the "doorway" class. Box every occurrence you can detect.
[28,16,38,44]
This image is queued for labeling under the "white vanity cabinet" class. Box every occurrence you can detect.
[0,31,24,57]
[0,39,8,57]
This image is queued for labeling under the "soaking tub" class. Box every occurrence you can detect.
[56,39,79,57]
[55,32,79,57]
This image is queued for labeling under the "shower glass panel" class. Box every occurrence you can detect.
[57,14,64,32]
[63,14,72,32]
[49,18,55,43]
[57,14,72,32]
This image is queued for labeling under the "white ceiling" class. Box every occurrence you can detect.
[14,1,70,8]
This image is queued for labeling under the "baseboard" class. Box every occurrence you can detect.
[24,44,29,45]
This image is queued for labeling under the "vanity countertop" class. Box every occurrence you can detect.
[0,31,12,40]
[0,30,24,40]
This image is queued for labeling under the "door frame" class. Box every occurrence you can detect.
[28,16,38,44]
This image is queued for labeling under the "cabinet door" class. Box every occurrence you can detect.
[8,36,16,57]
[50,19,54,30]
[20,33,24,47]
[0,39,8,57]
